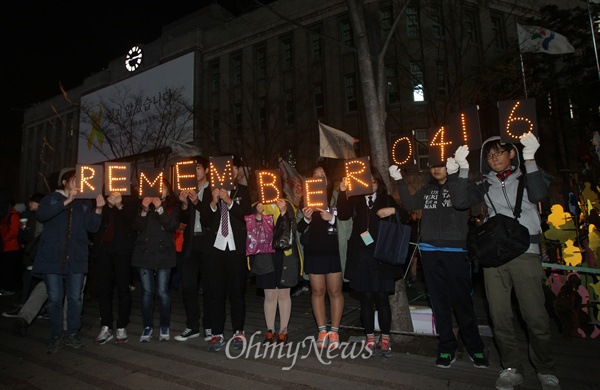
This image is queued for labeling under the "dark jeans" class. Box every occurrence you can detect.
[94,244,132,329]
[139,268,171,329]
[421,250,484,355]
[205,247,247,335]
[44,273,85,338]
[181,235,211,332]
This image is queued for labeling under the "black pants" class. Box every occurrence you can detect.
[180,235,211,332]
[94,244,132,330]
[421,250,484,355]
[359,291,392,334]
[205,247,248,335]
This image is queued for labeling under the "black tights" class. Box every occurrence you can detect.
[359,291,391,334]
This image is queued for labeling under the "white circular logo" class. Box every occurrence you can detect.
[125,46,143,71]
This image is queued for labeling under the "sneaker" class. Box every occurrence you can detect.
[207,335,224,351]
[537,373,561,390]
[263,330,277,344]
[95,326,113,345]
[365,335,376,354]
[232,331,246,350]
[328,332,340,351]
[436,352,456,368]
[2,307,21,318]
[115,328,128,344]
[12,317,28,337]
[316,330,328,349]
[378,337,392,357]
[175,328,200,341]
[46,336,64,354]
[277,332,289,347]
[66,333,84,349]
[139,327,153,342]
[159,326,170,341]
[495,368,524,390]
[470,352,489,368]
[204,329,213,341]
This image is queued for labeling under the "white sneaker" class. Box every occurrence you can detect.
[204,329,213,341]
[95,326,114,345]
[159,326,170,341]
[140,327,153,342]
[537,373,561,390]
[496,368,524,390]
[115,328,128,344]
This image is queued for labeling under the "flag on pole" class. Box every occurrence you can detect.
[517,23,575,55]
[277,157,304,206]
[318,121,358,159]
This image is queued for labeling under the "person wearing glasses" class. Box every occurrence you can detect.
[447,134,560,390]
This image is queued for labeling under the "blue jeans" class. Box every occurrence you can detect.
[44,273,85,338]
[138,268,171,329]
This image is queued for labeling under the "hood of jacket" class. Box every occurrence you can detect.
[480,136,521,176]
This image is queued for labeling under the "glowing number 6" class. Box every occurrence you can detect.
[392,137,413,165]
[506,101,533,139]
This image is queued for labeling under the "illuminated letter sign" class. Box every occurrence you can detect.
[104,162,131,195]
[447,106,482,150]
[138,168,164,198]
[209,156,235,191]
[344,156,373,197]
[174,160,197,192]
[257,170,281,204]
[498,98,538,143]
[76,164,103,199]
[303,177,328,208]
[391,136,413,167]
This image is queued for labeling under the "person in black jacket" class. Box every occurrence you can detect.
[337,166,407,357]
[297,165,344,351]
[92,192,138,345]
[131,179,180,343]
[200,155,252,352]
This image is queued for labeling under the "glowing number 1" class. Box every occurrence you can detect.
[506,101,533,139]
[429,127,452,161]
[460,113,468,144]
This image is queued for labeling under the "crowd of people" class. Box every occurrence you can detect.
[0,135,562,390]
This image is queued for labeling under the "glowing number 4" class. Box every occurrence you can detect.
[506,101,533,139]
[429,126,452,161]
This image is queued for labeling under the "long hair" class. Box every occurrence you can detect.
[371,165,388,196]
[313,165,334,205]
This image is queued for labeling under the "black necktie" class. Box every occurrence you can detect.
[367,196,374,209]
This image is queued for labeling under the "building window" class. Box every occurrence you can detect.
[436,62,447,96]
[257,97,267,133]
[410,62,425,102]
[381,8,393,39]
[314,83,325,118]
[232,54,242,85]
[344,74,358,112]
[210,61,220,93]
[211,109,219,141]
[284,89,295,126]
[491,14,506,51]
[255,46,266,78]
[465,9,479,45]
[233,103,242,134]
[341,19,354,47]
[311,27,323,61]
[430,4,444,38]
[406,6,419,38]
[282,37,294,70]
[414,129,429,171]
[386,65,400,104]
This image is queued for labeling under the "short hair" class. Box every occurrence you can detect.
[193,155,209,170]
[482,139,507,159]
[29,193,45,204]
[58,168,76,189]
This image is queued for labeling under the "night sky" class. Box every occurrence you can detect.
[1,0,257,195]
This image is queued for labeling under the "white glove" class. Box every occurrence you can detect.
[446,157,459,175]
[520,132,540,160]
[454,145,470,169]
[388,165,402,180]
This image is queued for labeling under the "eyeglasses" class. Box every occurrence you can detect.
[486,150,507,160]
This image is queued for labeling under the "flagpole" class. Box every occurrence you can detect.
[519,52,528,98]
[587,0,600,82]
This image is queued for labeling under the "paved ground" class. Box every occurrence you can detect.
[0,275,598,390]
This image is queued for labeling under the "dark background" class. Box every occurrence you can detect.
[0,0,256,199]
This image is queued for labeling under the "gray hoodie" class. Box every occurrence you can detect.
[448,136,549,254]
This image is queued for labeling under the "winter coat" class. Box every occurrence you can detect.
[91,196,138,256]
[131,202,180,270]
[32,191,102,275]
[0,209,21,252]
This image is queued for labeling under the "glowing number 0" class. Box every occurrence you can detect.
[429,127,452,162]
[392,137,412,165]
[506,102,533,139]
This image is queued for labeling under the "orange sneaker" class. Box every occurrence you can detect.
[277,332,289,347]
[316,330,328,349]
[327,332,340,350]
[377,337,392,357]
[263,330,277,344]
[365,335,376,354]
